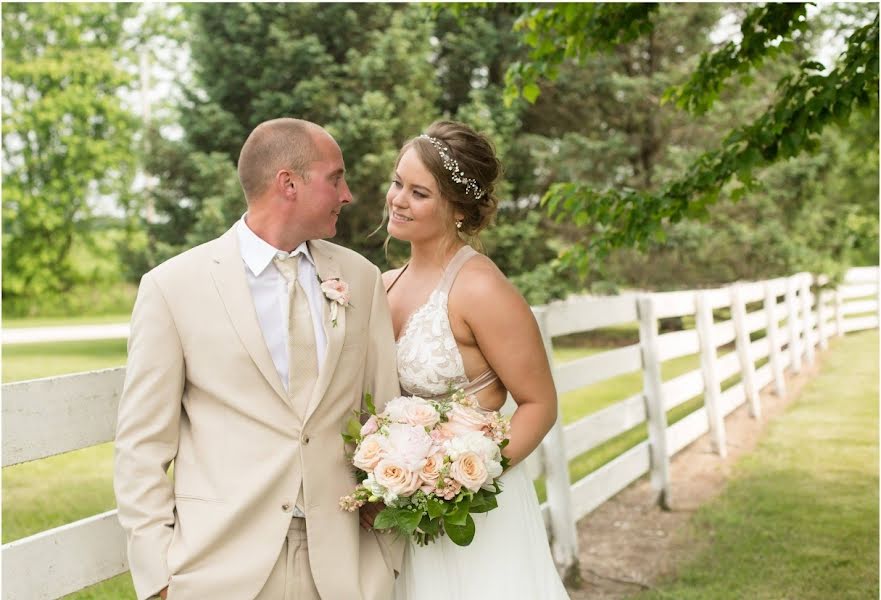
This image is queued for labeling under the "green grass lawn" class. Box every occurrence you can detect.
[2,338,128,382]
[3,313,130,329]
[632,329,879,600]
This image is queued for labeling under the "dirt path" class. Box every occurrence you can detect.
[565,353,824,600]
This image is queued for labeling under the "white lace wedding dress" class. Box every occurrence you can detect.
[390,246,570,600]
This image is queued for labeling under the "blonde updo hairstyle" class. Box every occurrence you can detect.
[398,120,502,237]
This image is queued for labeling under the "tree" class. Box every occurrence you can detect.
[507,3,879,273]
[2,3,140,314]
[143,4,441,267]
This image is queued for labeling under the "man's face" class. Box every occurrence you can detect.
[297,132,353,239]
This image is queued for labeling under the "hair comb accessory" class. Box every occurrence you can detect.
[419,134,486,199]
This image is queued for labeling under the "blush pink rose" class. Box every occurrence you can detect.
[401,399,440,429]
[418,452,445,493]
[360,415,380,436]
[373,458,421,496]
[444,403,490,436]
[449,451,489,492]
[352,434,386,471]
[320,279,350,305]
[431,425,456,444]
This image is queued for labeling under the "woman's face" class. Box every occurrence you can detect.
[386,147,460,243]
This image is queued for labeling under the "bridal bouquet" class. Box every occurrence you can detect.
[339,390,510,546]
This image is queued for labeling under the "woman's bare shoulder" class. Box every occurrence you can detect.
[454,253,523,306]
[381,266,405,290]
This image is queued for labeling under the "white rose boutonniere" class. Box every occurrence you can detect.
[319,277,351,327]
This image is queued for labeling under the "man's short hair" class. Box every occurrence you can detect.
[237,118,320,201]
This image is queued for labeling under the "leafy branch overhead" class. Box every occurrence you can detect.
[664,3,810,115]
[506,3,880,274]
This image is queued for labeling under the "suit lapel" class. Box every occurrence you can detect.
[209,227,288,404]
[305,241,346,423]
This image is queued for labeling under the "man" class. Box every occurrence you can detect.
[114,118,403,599]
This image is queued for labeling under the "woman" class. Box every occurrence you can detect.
[381,121,570,599]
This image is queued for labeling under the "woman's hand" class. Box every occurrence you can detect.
[360,502,384,530]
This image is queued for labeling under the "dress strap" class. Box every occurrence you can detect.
[385,263,409,293]
[438,245,478,295]
[461,368,500,398]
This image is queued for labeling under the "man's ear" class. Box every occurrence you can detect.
[276,169,297,198]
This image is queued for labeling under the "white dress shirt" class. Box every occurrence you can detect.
[236,217,328,391]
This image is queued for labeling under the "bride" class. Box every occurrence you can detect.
[374,121,570,599]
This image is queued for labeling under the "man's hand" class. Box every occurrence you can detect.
[159,586,168,599]
[359,503,384,530]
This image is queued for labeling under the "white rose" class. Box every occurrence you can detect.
[384,423,433,471]
[381,396,413,423]
[353,434,386,471]
[373,458,421,497]
[449,451,489,492]
[362,473,398,506]
[445,430,500,463]
[484,459,503,484]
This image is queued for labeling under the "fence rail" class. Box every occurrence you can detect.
[2,267,879,598]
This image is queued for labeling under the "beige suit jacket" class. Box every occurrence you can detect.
[114,227,404,600]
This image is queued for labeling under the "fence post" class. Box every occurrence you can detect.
[786,276,803,373]
[763,282,787,398]
[637,295,672,510]
[695,291,727,458]
[834,288,845,337]
[800,274,816,365]
[731,283,761,419]
[533,307,579,582]
[816,288,829,351]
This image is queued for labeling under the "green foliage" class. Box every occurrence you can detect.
[505,3,659,106]
[144,4,442,267]
[2,3,140,314]
[664,4,810,114]
[506,3,880,276]
[481,211,577,304]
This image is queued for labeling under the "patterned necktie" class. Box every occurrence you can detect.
[273,254,318,403]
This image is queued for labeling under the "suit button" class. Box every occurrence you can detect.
[302,435,310,445]
[281,502,292,513]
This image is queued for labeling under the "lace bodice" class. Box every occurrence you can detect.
[393,246,498,400]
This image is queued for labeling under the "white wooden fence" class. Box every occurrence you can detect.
[2,267,878,598]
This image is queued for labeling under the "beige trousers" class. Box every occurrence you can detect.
[255,518,320,600]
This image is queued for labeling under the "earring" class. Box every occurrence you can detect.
[455,220,463,230]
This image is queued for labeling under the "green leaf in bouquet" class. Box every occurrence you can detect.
[418,514,441,536]
[426,497,446,520]
[345,417,362,442]
[500,454,511,472]
[469,490,498,514]
[373,507,400,531]
[364,392,376,415]
[396,508,424,535]
[444,513,476,546]
[445,496,471,526]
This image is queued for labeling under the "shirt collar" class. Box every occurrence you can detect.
[236,215,316,277]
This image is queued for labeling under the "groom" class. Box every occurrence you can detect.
[114,118,403,599]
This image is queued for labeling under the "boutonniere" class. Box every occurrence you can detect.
[318,276,351,327]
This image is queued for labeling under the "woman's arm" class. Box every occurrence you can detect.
[457,260,558,466]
